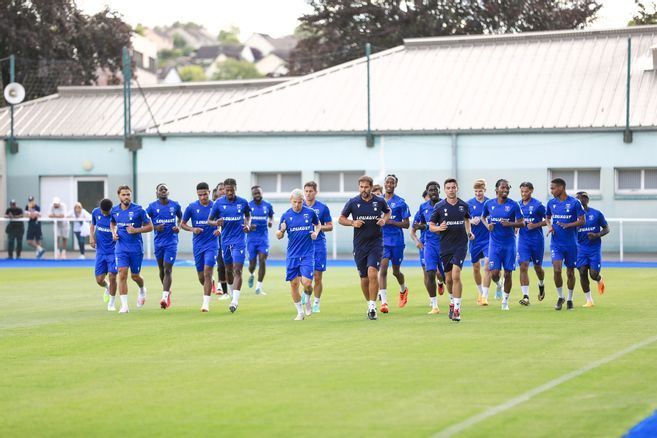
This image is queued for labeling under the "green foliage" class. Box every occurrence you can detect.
[628,0,657,25]
[218,25,241,44]
[211,58,263,80]
[172,32,188,49]
[134,23,146,36]
[178,64,207,82]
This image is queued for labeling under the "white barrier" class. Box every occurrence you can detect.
[606,218,657,262]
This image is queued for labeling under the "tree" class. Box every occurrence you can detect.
[211,59,263,80]
[218,26,241,44]
[179,65,207,82]
[0,0,132,103]
[629,0,657,25]
[173,32,188,49]
[290,0,602,75]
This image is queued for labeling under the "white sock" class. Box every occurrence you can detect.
[203,295,211,307]
[294,301,303,314]
[430,296,438,308]
[585,292,592,302]
[454,297,461,311]
[368,300,376,310]
[449,293,454,304]
[567,289,574,301]
[162,291,169,299]
[438,279,444,286]
[477,285,483,295]
[482,287,489,298]
[256,281,263,289]
[495,280,501,288]
[538,279,544,286]
[399,283,406,292]
[232,290,241,305]
[139,287,146,295]
[557,287,564,298]
[503,292,510,303]
[109,295,116,307]
[521,285,529,296]
[120,295,128,307]
[37,245,44,251]
[313,297,320,306]
[379,289,387,304]
[228,284,234,294]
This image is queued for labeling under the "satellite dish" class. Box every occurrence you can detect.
[4,82,25,105]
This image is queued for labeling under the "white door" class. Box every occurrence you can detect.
[40,176,75,215]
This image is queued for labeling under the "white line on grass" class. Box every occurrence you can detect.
[433,334,657,438]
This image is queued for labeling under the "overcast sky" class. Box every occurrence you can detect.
[77,0,640,39]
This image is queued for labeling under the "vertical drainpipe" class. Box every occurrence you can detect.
[451,133,458,180]
[122,47,137,200]
[366,43,374,147]
[624,36,633,144]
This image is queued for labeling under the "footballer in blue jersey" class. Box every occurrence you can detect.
[90,198,117,310]
[576,192,609,306]
[277,189,322,320]
[304,181,333,313]
[110,185,153,313]
[212,183,228,297]
[546,178,586,311]
[208,178,252,313]
[339,175,391,320]
[467,179,494,305]
[247,186,274,294]
[181,182,218,312]
[146,184,182,309]
[379,175,411,313]
[481,179,525,311]
[429,178,474,322]
[414,182,447,313]
[517,182,547,305]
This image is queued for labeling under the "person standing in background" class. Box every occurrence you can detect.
[5,200,25,259]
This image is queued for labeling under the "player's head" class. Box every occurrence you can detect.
[519,181,534,202]
[99,198,113,214]
[576,191,589,208]
[550,178,566,198]
[358,175,374,198]
[495,179,510,200]
[117,185,132,206]
[290,188,304,212]
[251,185,263,202]
[196,182,210,204]
[473,179,486,199]
[422,190,429,201]
[156,183,169,200]
[215,182,225,199]
[224,178,237,200]
[384,174,398,194]
[372,184,382,196]
[444,178,458,200]
[304,181,318,203]
[426,181,440,202]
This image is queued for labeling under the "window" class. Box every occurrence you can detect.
[253,172,302,194]
[615,168,657,194]
[317,171,365,193]
[549,169,600,194]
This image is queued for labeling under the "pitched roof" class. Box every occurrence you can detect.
[156,25,657,135]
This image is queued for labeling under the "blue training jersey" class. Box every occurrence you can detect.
[546,195,585,247]
[416,199,441,245]
[110,203,151,254]
[482,198,522,246]
[518,197,546,242]
[91,207,115,255]
[467,196,489,245]
[413,206,426,244]
[382,194,410,247]
[247,200,274,243]
[305,200,332,247]
[146,199,182,248]
[209,196,251,246]
[341,195,390,247]
[280,206,320,258]
[183,200,218,253]
[577,207,607,251]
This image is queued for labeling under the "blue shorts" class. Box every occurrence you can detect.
[488,243,516,272]
[26,224,43,241]
[469,239,489,263]
[577,249,602,271]
[95,253,117,276]
[314,244,327,272]
[247,239,269,261]
[194,247,217,272]
[383,245,404,266]
[116,251,144,274]
[418,247,425,267]
[424,241,445,277]
[551,244,577,269]
[441,246,468,273]
[155,243,178,264]
[354,241,383,278]
[517,238,544,266]
[286,255,314,281]
[222,242,246,265]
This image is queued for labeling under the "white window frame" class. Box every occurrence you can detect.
[548,168,601,195]
[315,171,364,196]
[615,168,657,195]
[252,172,302,198]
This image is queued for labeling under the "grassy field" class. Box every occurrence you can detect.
[1,265,656,437]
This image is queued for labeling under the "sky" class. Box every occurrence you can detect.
[77,0,640,39]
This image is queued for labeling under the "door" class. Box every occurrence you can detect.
[77,180,106,211]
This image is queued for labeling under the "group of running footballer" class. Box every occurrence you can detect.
[89,174,609,322]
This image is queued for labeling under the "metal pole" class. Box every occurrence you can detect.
[52,219,58,259]
[366,43,373,147]
[619,220,624,263]
[624,37,633,143]
[451,133,458,180]
[9,54,15,141]
[332,224,338,260]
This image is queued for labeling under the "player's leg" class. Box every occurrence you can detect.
[117,257,130,313]
[222,245,235,300]
[565,246,577,310]
[552,247,566,310]
[378,248,390,308]
[300,259,314,316]
[247,240,257,288]
[290,275,304,320]
[312,245,327,312]
[366,244,381,319]
[392,246,407,308]
[229,243,246,312]
[450,264,464,321]
[425,243,441,312]
[578,263,594,307]
[128,253,146,308]
[443,263,455,319]
[255,250,268,294]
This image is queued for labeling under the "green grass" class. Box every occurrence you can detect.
[1,266,656,437]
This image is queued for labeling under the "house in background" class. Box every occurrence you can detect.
[95,32,158,85]
[244,33,298,76]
